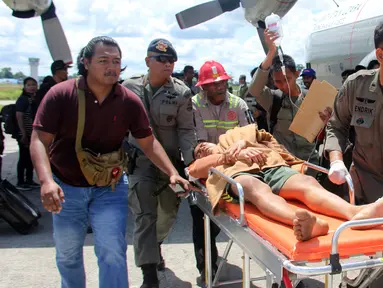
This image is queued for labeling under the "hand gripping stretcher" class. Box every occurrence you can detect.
[185,162,383,288]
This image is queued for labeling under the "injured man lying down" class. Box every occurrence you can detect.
[188,124,383,242]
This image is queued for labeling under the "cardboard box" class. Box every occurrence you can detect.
[289,80,338,143]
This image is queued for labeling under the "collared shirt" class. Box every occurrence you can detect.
[248,67,317,162]
[123,74,196,167]
[193,91,250,143]
[325,69,383,202]
[33,76,152,186]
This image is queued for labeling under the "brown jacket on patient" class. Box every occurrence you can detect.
[189,124,303,215]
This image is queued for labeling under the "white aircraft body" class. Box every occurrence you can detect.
[306,0,383,88]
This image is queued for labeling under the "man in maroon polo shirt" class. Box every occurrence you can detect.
[30,36,191,288]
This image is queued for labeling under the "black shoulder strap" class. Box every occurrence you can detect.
[269,94,283,134]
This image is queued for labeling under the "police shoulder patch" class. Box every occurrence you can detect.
[173,78,191,97]
[173,77,187,87]
[348,69,375,81]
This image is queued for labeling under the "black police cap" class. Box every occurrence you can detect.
[147,38,178,61]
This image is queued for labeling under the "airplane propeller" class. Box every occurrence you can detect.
[176,0,251,30]
[2,0,72,64]
[175,0,298,54]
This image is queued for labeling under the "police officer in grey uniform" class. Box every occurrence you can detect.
[325,22,383,288]
[123,39,197,288]
[249,30,331,163]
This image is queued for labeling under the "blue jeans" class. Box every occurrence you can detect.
[52,174,129,288]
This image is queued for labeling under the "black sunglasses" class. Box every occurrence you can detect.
[150,55,176,64]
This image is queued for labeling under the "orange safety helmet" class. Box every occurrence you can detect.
[195,60,231,87]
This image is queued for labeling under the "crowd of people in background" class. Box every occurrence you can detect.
[0,22,382,288]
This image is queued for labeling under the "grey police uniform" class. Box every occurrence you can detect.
[123,74,196,267]
[325,69,383,203]
[249,67,319,163]
[325,68,383,288]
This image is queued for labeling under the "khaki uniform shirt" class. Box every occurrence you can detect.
[123,75,197,185]
[238,84,248,99]
[249,67,319,163]
[192,91,250,143]
[325,69,383,203]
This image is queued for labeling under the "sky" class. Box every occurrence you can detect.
[0,0,350,81]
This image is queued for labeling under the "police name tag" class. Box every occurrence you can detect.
[351,103,375,128]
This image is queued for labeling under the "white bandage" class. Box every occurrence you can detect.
[328,160,348,185]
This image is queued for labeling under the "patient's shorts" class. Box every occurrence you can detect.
[223,166,299,201]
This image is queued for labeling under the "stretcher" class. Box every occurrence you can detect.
[185,162,383,288]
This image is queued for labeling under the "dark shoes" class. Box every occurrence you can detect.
[26,180,40,188]
[197,268,217,288]
[140,264,159,288]
[17,180,40,191]
[157,243,165,271]
[140,244,166,287]
[16,182,33,191]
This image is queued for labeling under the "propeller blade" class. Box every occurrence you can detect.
[40,2,72,64]
[176,0,240,29]
[176,1,223,29]
[256,20,268,54]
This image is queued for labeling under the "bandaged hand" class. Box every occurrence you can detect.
[328,160,348,185]
[238,148,267,166]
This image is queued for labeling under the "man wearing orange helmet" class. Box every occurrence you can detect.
[193,61,251,144]
[191,60,252,284]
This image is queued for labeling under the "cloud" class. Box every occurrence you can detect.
[0,0,352,80]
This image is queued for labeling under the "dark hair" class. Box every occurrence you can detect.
[367,59,380,70]
[77,36,126,77]
[374,22,383,49]
[271,54,296,74]
[22,77,37,95]
[23,77,37,86]
[183,65,194,74]
[355,65,366,72]
[250,67,258,78]
[77,46,86,76]
[42,75,53,84]
[341,69,355,77]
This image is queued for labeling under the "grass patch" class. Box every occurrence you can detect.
[0,84,22,100]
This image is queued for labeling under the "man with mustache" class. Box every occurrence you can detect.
[30,36,191,288]
[123,38,197,288]
[300,68,316,89]
[191,60,250,285]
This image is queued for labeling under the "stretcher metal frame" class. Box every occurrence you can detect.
[186,162,383,288]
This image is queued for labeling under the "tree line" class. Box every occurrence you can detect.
[0,67,27,79]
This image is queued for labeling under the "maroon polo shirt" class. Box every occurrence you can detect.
[33,76,152,187]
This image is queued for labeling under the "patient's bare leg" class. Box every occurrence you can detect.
[351,198,383,229]
[279,174,364,220]
[231,175,329,241]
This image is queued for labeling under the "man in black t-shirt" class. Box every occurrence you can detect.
[36,60,71,105]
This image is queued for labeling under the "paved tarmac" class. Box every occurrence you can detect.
[0,134,359,288]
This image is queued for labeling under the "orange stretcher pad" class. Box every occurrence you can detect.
[219,200,383,262]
